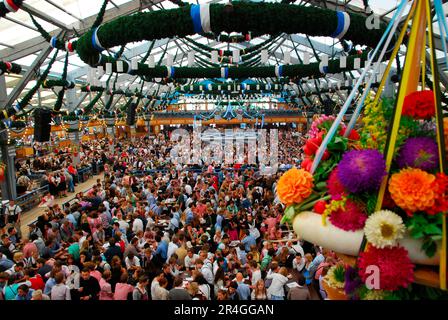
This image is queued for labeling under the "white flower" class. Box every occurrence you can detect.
[324,265,345,289]
[364,210,406,248]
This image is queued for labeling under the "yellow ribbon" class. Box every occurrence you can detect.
[373,1,417,104]
[374,0,425,213]
[425,0,447,291]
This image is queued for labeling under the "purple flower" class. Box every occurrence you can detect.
[344,266,363,296]
[396,137,439,171]
[337,149,386,193]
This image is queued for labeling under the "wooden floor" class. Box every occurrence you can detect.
[19,173,104,238]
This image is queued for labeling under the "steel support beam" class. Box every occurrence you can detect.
[0,0,165,62]
[21,3,69,31]
[1,43,54,110]
[44,0,83,22]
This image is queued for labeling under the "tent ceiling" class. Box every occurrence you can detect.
[0,0,446,110]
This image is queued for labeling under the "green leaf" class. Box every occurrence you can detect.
[410,229,424,239]
[425,241,437,258]
[315,181,327,191]
[281,205,297,225]
[327,136,348,152]
[424,224,443,235]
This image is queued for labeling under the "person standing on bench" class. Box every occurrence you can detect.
[4,200,22,240]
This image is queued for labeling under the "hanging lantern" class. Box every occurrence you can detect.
[136,118,145,127]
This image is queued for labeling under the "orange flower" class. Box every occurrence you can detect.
[277,167,314,206]
[389,168,436,214]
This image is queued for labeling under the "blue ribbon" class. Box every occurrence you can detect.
[311,0,407,174]
[190,4,202,34]
[435,0,448,69]
[91,27,104,52]
[330,11,345,38]
[278,65,283,77]
[50,37,57,48]
[170,67,175,78]
[224,67,229,78]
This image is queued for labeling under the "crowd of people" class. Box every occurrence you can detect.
[0,126,344,301]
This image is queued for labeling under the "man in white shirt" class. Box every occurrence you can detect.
[116,213,130,233]
[184,248,198,270]
[150,273,163,300]
[166,236,179,264]
[4,200,22,238]
[131,214,144,234]
[184,184,192,196]
[125,253,141,270]
[266,267,290,300]
[292,253,305,272]
[196,258,214,285]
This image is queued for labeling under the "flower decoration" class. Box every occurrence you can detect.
[303,131,323,156]
[427,172,448,215]
[361,99,388,151]
[324,264,346,289]
[309,115,338,139]
[300,157,313,172]
[364,210,406,248]
[313,200,327,214]
[402,90,435,120]
[344,266,363,296]
[326,198,368,231]
[276,167,314,206]
[388,168,436,214]
[396,137,439,171]
[361,290,386,300]
[339,127,361,141]
[337,149,386,194]
[327,167,347,200]
[303,131,330,161]
[358,246,414,291]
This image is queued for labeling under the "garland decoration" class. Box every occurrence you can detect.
[203,31,260,43]
[81,92,103,116]
[176,81,286,94]
[53,51,70,111]
[0,0,22,18]
[184,35,277,59]
[94,49,369,80]
[0,61,21,75]
[73,3,386,66]
[180,36,278,66]
[130,50,369,79]
[80,85,152,100]
[42,79,75,89]
[0,48,59,121]
[91,0,109,30]
[29,13,67,51]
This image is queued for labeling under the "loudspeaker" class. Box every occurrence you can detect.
[34,108,52,142]
[126,102,137,126]
[322,99,335,116]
